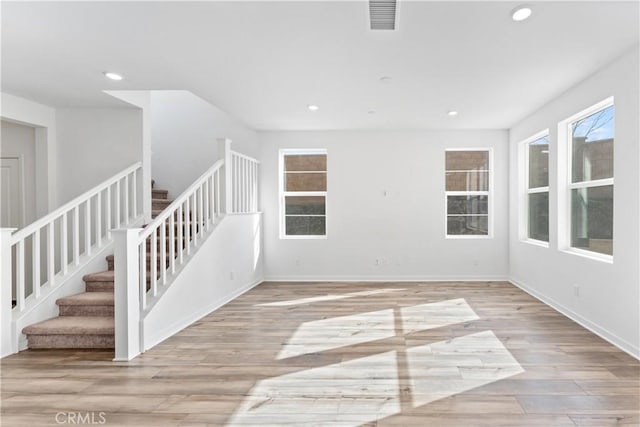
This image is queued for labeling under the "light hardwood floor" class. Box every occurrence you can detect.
[2,281,639,426]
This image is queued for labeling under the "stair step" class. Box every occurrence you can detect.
[22,316,114,349]
[84,270,155,292]
[152,198,173,210]
[152,189,168,199]
[106,253,174,271]
[84,270,115,292]
[57,292,114,316]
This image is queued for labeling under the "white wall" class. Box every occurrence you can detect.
[260,130,509,281]
[0,93,57,216]
[56,108,142,204]
[509,47,640,358]
[142,213,263,351]
[150,91,258,198]
[1,121,36,225]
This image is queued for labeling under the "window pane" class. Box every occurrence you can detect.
[447,195,488,215]
[447,216,488,235]
[285,154,326,171]
[529,136,549,188]
[571,105,614,183]
[571,185,613,255]
[285,173,326,191]
[445,171,489,191]
[528,192,549,242]
[446,151,489,171]
[285,196,325,215]
[285,216,326,236]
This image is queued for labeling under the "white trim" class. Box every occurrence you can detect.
[0,155,26,228]
[264,276,510,282]
[560,98,615,258]
[561,247,613,264]
[444,148,493,238]
[520,130,550,244]
[523,238,550,249]
[509,277,638,360]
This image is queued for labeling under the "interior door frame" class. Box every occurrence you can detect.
[1,155,27,228]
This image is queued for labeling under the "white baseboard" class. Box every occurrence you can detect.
[263,275,510,283]
[142,277,263,352]
[509,277,640,360]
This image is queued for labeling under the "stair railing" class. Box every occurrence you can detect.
[1,162,143,356]
[230,150,260,213]
[112,138,260,360]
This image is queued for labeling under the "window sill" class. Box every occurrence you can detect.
[561,247,613,264]
[522,238,549,248]
[280,235,327,240]
[445,235,493,240]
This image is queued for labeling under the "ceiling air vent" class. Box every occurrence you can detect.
[369,0,397,30]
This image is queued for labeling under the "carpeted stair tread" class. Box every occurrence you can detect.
[83,270,114,282]
[22,316,114,335]
[57,292,113,306]
[152,189,168,199]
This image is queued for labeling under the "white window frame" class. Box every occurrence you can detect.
[521,130,550,247]
[279,148,327,240]
[444,148,493,239]
[558,97,614,262]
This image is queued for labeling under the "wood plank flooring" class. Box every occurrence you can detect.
[2,281,639,426]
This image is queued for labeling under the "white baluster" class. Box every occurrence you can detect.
[190,195,197,250]
[151,229,157,296]
[198,186,204,239]
[47,223,55,287]
[106,185,112,240]
[123,175,130,223]
[84,199,92,256]
[32,230,41,298]
[139,238,147,308]
[115,180,121,229]
[15,240,25,311]
[160,220,166,286]
[177,204,184,264]
[203,179,210,232]
[169,212,176,275]
[61,213,68,275]
[131,171,137,219]
[96,192,102,248]
[73,206,80,266]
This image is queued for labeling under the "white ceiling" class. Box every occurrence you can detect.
[2,1,638,130]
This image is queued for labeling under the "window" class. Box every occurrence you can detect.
[445,149,491,237]
[525,133,550,243]
[567,102,614,256]
[279,149,327,238]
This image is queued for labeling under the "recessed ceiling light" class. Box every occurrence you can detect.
[307,104,319,111]
[103,72,123,81]
[447,110,459,117]
[511,5,532,22]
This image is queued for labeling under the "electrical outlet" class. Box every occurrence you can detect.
[573,284,580,297]
[295,259,301,267]
[230,271,235,280]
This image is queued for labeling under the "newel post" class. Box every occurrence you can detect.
[0,228,17,357]
[112,228,142,361]
[217,138,233,214]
